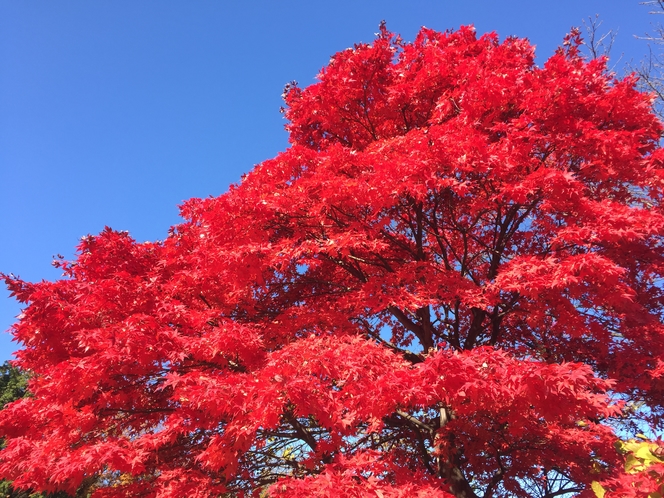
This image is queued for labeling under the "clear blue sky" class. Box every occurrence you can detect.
[0,1,655,362]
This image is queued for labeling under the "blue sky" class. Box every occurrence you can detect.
[0,1,656,362]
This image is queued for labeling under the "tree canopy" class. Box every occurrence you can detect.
[2,25,664,497]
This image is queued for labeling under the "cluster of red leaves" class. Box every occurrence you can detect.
[2,25,664,497]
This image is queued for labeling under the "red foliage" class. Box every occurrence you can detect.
[2,25,664,497]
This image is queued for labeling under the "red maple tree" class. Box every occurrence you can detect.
[2,25,664,497]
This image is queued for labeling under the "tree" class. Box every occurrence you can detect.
[0,362,31,498]
[0,363,77,498]
[0,363,27,410]
[1,24,664,497]
[636,0,664,119]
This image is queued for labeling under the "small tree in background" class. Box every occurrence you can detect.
[0,363,27,410]
[636,0,664,118]
[1,25,664,497]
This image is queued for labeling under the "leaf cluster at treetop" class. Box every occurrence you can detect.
[2,24,664,497]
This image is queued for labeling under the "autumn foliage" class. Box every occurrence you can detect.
[2,25,664,497]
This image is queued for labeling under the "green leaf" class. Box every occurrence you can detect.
[635,444,660,464]
[591,481,606,498]
[625,454,646,474]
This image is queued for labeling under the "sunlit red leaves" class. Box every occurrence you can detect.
[269,450,454,498]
